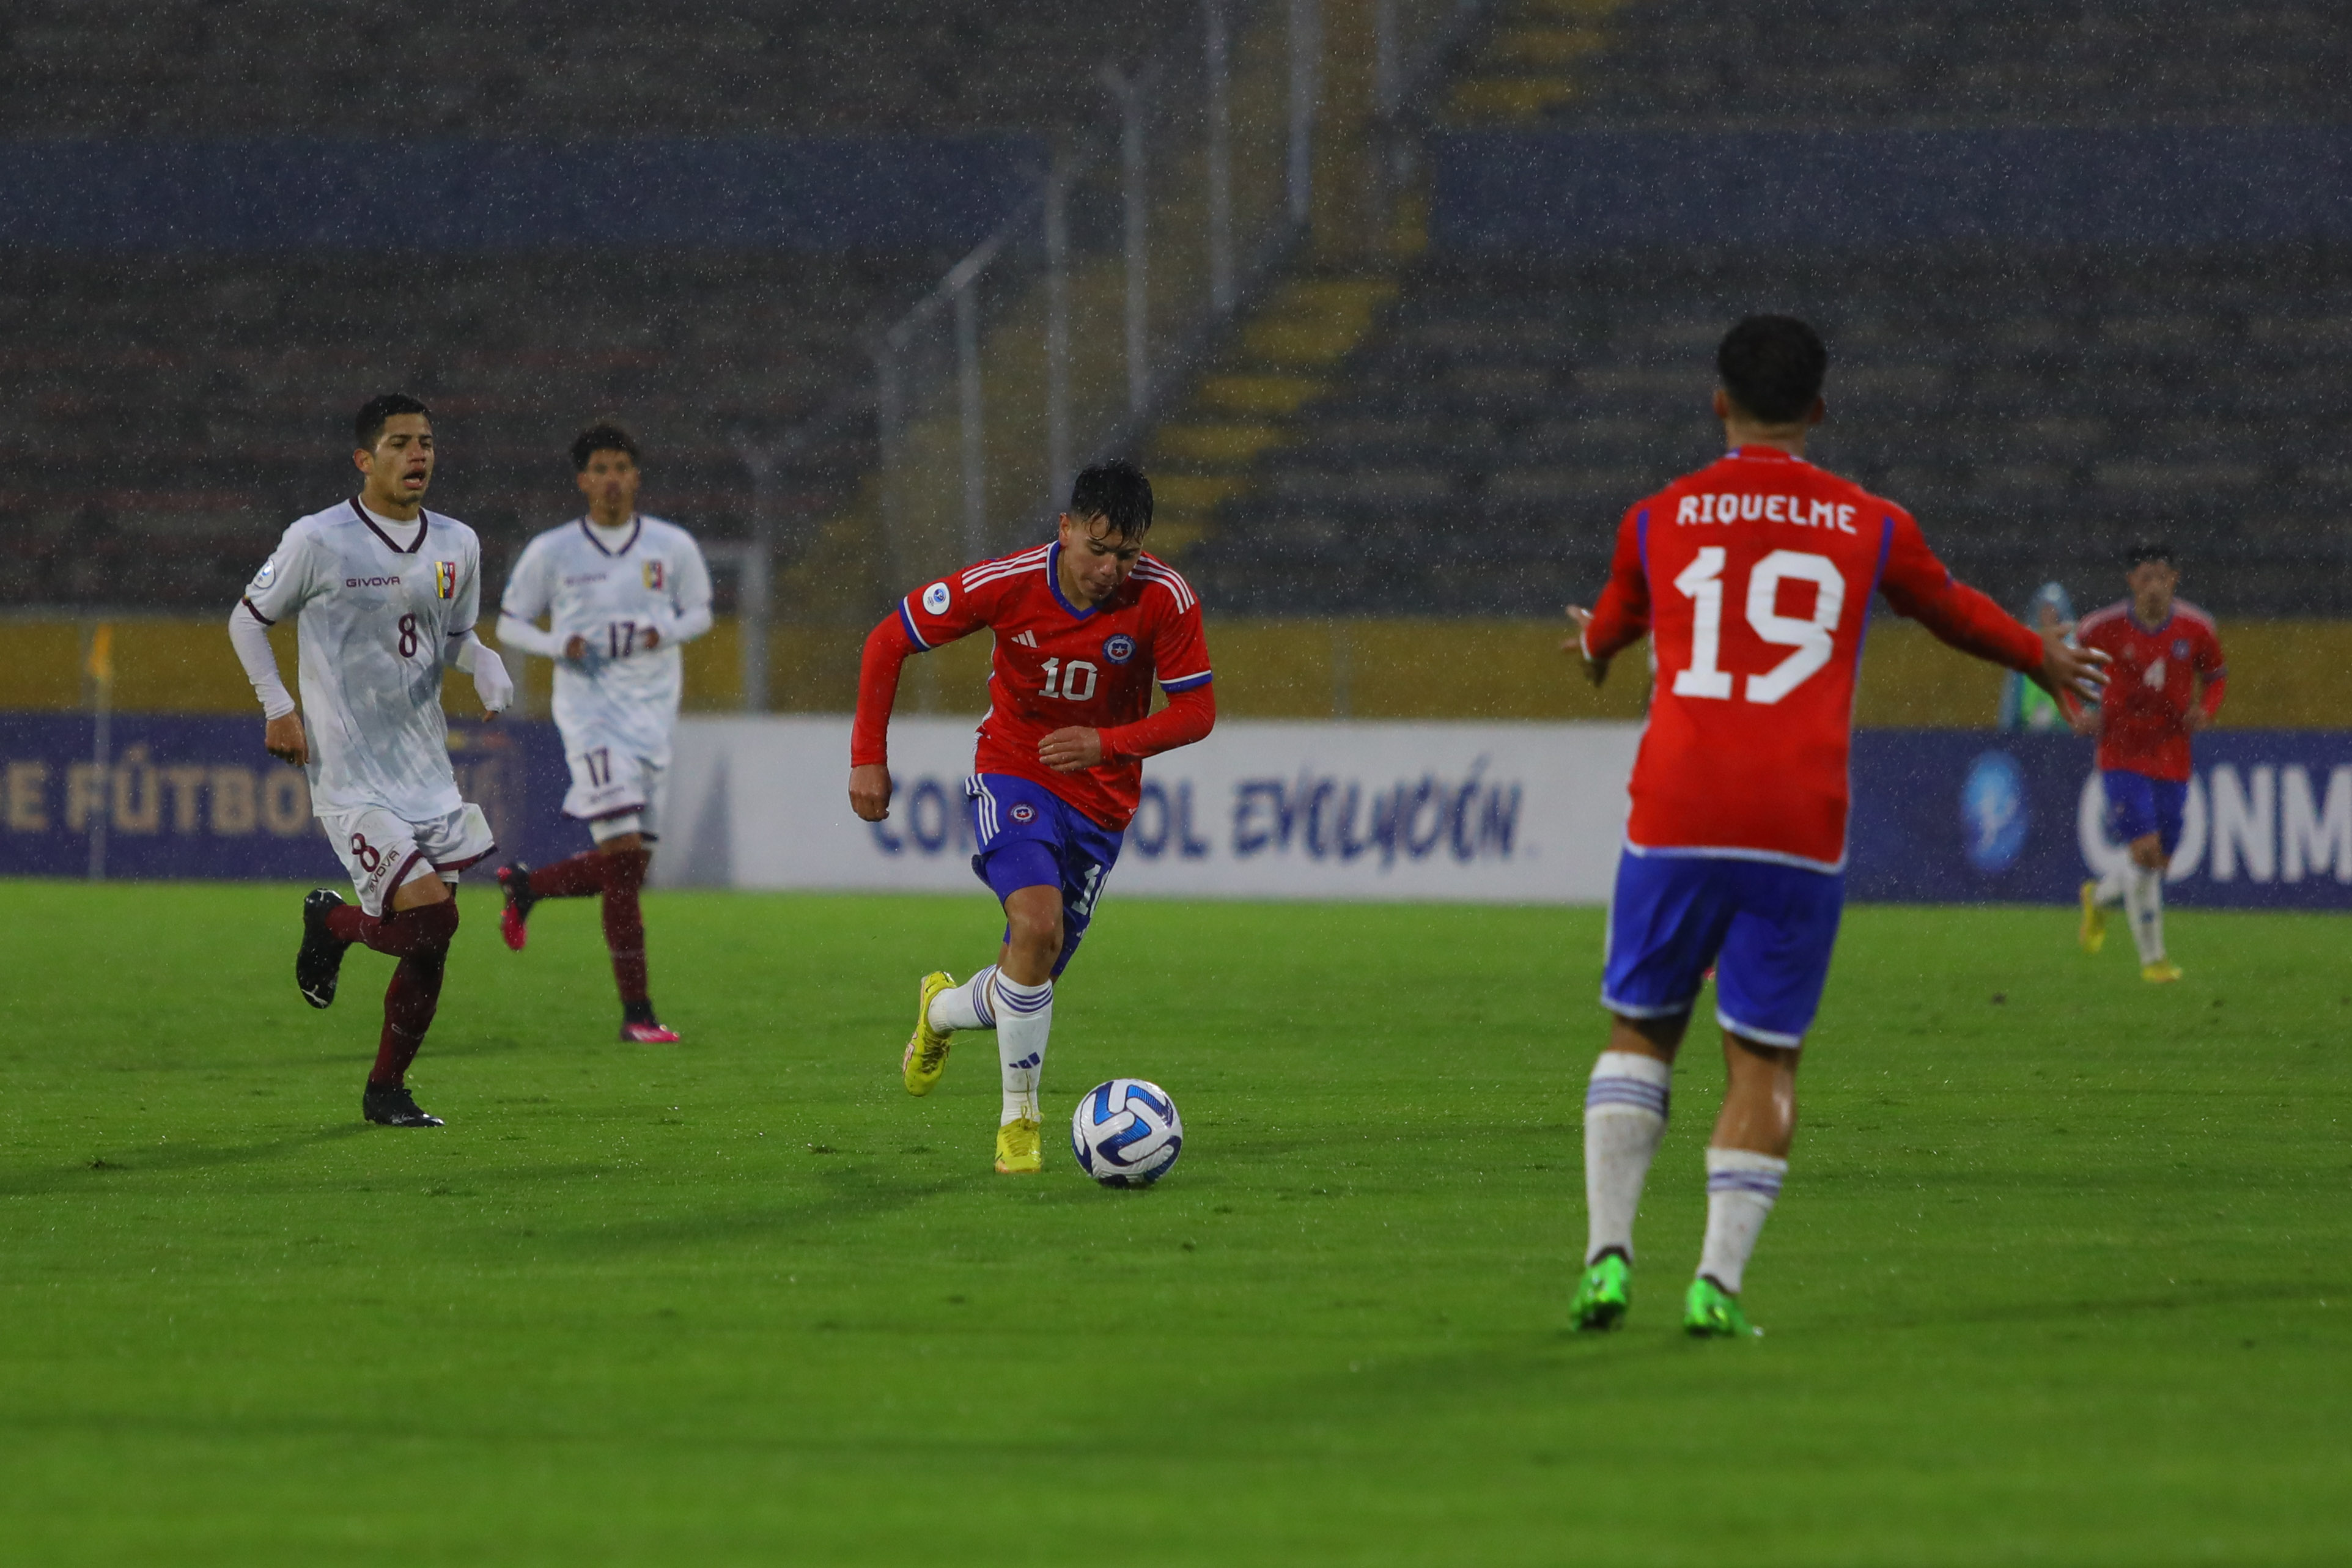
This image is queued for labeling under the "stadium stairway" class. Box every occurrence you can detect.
[1168,0,2352,619]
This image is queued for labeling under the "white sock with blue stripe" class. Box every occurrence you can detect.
[990,973,1053,1125]
[927,965,999,1034]
[2125,864,2166,964]
[1583,1051,1672,1265]
[1698,1147,1788,1295]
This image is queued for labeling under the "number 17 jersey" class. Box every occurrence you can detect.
[1581,446,2043,869]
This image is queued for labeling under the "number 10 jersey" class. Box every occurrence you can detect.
[891,541,1212,831]
[1580,445,2043,870]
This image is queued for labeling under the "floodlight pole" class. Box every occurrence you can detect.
[1288,0,1319,228]
[1105,65,1150,417]
[954,279,986,562]
[1045,152,1074,512]
[1206,0,1235,315]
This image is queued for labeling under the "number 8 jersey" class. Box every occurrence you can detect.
[241,499,483,820]
[1581,446,2044,869]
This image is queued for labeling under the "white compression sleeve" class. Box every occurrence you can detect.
[495,611,565,659]
[227,605,296,719]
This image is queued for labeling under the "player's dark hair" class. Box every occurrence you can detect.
[2126,542,2177,567]
[355,392,431,451]
[1717,316,1828,424]
[1069,458,1154,541]
[572,421,641,471]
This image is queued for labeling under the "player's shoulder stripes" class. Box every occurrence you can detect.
[959,543,1052,591]
[1134,555,1198,613]
[2171,598,2217,630]
[2075,601,2133,633]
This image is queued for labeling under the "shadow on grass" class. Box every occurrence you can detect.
[0,1122,373,1197]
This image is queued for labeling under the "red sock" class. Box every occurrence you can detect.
[600,848,652,1006]
[530,850,608,899]
[369,950,448,1085]
[328,895,460,959]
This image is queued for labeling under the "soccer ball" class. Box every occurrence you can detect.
[1069,1078,1184,1188]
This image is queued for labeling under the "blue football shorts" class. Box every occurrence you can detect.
[966,773,1123,978]
[2102,769,2188,856]
[1601,849,1846,1049]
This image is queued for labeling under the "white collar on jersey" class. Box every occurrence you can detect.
[350,498,427,554]
[579,515,642,557]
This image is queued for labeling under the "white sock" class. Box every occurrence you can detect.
[990,972,1053,1125]
[1698,1147,1787,1295]
[2093,864,2130,907]
[1583,1051,1672,1265]
[2125,864,2166,964]
[926,965,998,1033]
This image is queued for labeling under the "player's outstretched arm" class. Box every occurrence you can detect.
[1880,517,2107,699]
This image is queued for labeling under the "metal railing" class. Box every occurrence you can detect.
[717,0,1492,710]
[868,0,1491,595]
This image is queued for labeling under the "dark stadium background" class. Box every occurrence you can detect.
[3,0,2343,728]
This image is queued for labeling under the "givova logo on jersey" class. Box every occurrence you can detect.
[433,561,458,599]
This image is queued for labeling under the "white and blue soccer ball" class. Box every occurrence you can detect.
[1070,1078,1184,1188]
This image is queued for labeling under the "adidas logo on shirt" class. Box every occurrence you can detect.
[1013,631,1038,647]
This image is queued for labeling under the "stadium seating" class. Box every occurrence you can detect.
[1189,242,2352,617]
[1178,0,2352,619]
[1451,0,2350,127]
[0,250,935,611]
[2,1,1198,136]
[1,0,1204,613]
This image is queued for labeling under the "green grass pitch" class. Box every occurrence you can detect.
[2,880,2346,1565]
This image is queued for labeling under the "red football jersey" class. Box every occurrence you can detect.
[1583,446,2044,869]
[2074,598,2225,781]
[888,541,1212,830]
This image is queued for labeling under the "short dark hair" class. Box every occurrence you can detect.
[2126,542,2177,567]
[355,392,431,451]
[1717,316,1828,424]
[572,421,641,471]
[1068,458,1153,540]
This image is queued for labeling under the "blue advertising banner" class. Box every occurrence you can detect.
[0,713,575,882]
[1849,730,2352,909]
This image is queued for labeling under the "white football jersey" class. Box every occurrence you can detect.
[243,499,482,820]
[500,514,712,763]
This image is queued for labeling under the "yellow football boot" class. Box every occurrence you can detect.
[995,1117,1043,1175]
[2141,961,2184,984]
[2078,880,2106,954]
[902,971,956,1096]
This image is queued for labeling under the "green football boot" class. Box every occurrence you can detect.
[1570,1253,1632,1331]
[1683,1276,1758,1338]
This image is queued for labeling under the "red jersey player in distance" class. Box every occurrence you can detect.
[848,460,1214,1175]
[1563,317,2108,1338]
[2068,544,2226,982]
